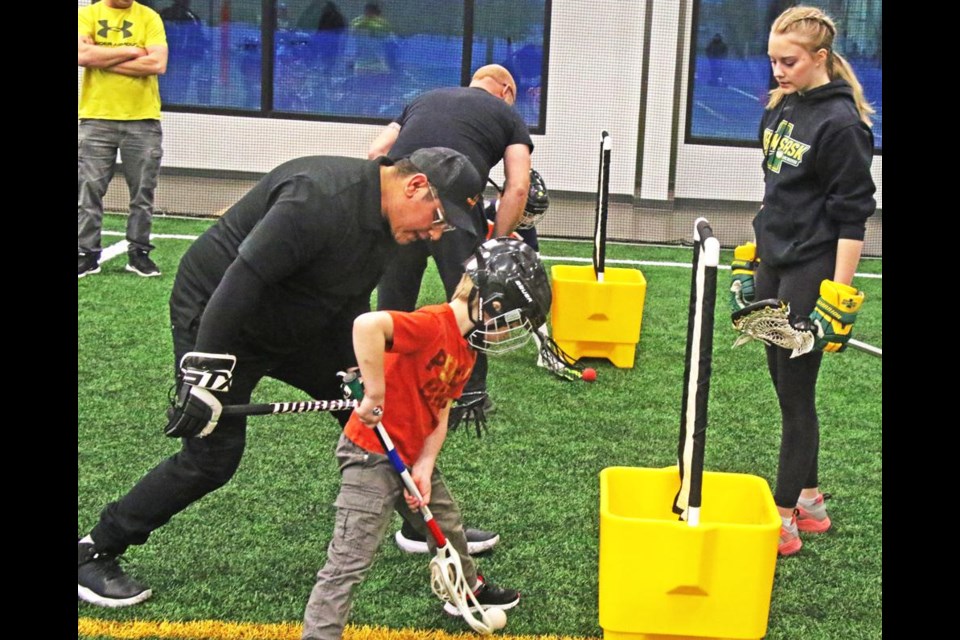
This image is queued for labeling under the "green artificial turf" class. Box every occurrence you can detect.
[79,214,882,639]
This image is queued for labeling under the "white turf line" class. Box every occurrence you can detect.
[99,230,882,280]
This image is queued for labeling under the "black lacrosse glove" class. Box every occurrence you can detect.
[165,352,236,438]
[449,391,490,438]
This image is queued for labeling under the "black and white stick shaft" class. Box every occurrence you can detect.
[221,399,358,417]
[593,131,612,282]
[673,218,720,527]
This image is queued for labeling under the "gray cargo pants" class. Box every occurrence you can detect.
[302,433,477,640]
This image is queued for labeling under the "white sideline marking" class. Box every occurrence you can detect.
[98,230,881,280]
[103,230,200,241]
[694,101,727,121]
[99,240,129,263]
[539,254,882,280]
[728,85,761,102]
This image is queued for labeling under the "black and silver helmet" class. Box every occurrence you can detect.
[517,169,549,230]
[463,238,551,354]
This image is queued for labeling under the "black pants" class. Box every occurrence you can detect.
[90,307,357,555]
[376,207,488,393]
[754,250,835,509]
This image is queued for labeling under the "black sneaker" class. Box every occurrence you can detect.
[78,541,152,607]
[443,574,520,616]
[126,250,161,277]
[78,252,101,279]
[395,520,500,555]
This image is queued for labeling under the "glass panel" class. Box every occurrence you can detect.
[158,0,263,110]
[689,0,881,150]
[472,0,547,130]
[274,1,465,119]
[152,1,550,123]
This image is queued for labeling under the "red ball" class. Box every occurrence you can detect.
[582,367,597,382]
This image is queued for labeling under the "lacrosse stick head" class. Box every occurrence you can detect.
[516,169,549,230]
[429,545,504,634]
[464,238,551,355]
[731,298,815,357]
[429,550,461,604]
[535,329,585,381]
[449,391,490,437]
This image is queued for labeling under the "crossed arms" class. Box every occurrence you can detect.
[78,35,168,76]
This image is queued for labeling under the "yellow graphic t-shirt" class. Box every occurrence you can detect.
[78,2,167,120]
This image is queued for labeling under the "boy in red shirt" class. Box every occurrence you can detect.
[302,238,551,640]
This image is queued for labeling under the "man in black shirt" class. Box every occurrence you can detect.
[78,148,483,608]
[367,63,533,556]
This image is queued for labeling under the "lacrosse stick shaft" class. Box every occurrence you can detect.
[373,423,448,546]
[220,399,358,417]
[848,338,882,358]
[593,131,611,282]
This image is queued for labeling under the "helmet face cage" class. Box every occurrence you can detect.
[464,238,551,354]
[516,169,549,230]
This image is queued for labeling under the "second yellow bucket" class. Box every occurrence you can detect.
[550,264,646,368]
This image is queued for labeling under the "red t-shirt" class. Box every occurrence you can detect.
[345,304,476,466]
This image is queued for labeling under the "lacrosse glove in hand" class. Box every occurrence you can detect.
[729,242,759,313]
[338,368,365,401]
[808,280,864,353]
[165,352,236,438]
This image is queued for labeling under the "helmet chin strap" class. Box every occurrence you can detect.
[466,247,489,348]
[465,294,486,350]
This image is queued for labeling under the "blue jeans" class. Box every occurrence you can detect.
[78,119,163,254]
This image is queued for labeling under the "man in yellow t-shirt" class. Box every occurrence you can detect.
[78,0,168,279]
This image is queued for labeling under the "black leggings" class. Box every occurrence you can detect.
[754,251,835,509]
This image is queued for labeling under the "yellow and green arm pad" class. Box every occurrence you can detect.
[809,280,865,353]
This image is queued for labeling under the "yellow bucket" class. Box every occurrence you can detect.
[550,265,646,368]
[599,467,780,640]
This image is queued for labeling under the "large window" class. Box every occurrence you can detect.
[687,0,882,150]
[155,0,550,130]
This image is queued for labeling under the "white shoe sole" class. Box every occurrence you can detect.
[443,597,520,617]
[467,533,500,554]
[78,266,101,279]
[125,264,161,277]
[394,531,501,555]
[394,530,429,553]
[78,584,152,608]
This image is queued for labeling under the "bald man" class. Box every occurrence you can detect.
[368,64,533,557]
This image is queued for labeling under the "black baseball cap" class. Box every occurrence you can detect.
[409,147,483,235]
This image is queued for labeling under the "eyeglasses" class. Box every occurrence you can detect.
[427,184,456,233]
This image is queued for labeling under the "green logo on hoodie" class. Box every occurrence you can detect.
[763,121,810,174]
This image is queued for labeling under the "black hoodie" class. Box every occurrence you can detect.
[755,79,876,268]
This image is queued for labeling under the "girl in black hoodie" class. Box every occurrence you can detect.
[744,5,876,556]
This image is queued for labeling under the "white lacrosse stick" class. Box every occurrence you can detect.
[373,423,507,634]
[731,299,881,358]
